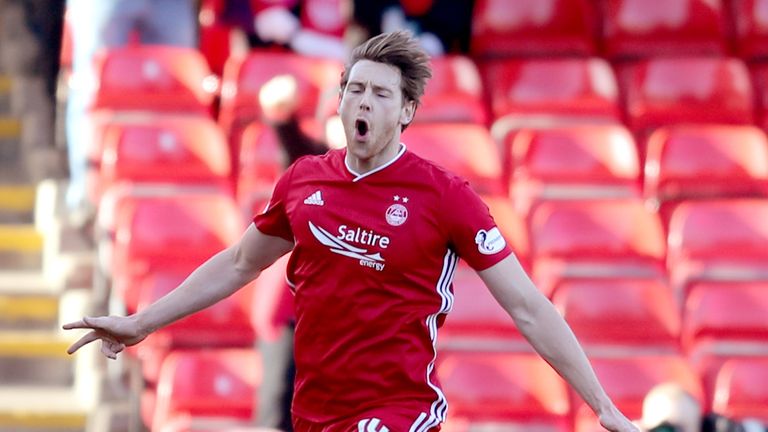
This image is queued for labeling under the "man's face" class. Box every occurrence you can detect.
[338,60,414,163]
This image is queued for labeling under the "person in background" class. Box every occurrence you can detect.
[251,74,329,432]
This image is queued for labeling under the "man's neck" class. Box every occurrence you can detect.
[345,142,403,176]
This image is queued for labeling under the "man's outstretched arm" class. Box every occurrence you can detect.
[63,223,294,358]
[477,254,639,432]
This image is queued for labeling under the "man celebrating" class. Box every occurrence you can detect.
[64,30,639,432]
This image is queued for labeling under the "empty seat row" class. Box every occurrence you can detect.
[471,0,768,60]
[105,190,768,356]
[148,347,768,432]
[82,45,768,137]
[85,113,768,238]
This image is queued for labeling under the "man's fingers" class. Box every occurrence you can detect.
[62,319,89,330]
[63,316,108,331]
[66,330,100,355]
[100,342,117,360]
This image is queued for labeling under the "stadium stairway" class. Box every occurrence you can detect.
[0,72,110,432]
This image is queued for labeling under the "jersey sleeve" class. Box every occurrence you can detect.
[252,162,297,242]
[443,179,512,271]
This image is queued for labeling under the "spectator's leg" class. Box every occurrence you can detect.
[257,324,295,432]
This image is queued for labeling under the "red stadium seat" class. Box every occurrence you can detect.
[483,58,621,129]
[682,281,768,350]
[402,123,504,196]
[572,355,702,432]
[553,278,681,351]
[438,350,570,430]
[439,197,529,349]
[644,125,768,225]
[98,115,233,198]
[470,0,597,57]
[729,0,768,59]
[440,262,525,350]
[236,119,324,216]
[666,199,768,297]
[218,51,342,140]
[530,199,667,297]
[418,55,489,125]
[134,269,256,382]
[484,195,530,267]
[713,357,768,422]
[601,0,728,58]
[111,191,244,313]
[619,57,754,134]
[91,45,217,115]
[152,349,261,432]
[508,125,642,216]
[684,281,768,405]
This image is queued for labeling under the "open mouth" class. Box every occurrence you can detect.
[355,119,369,138]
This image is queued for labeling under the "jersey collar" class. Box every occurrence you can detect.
[345,144,407,182]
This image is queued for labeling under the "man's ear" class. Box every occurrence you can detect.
[401,100,415,126]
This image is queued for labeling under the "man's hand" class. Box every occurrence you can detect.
[62,315,148,359]
[600,406,642,432]
[258,74,299,123]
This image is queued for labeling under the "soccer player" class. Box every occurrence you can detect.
[64,30,639,432]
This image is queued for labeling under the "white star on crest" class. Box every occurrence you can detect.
[403,197,409,203]
[394,195,400,201]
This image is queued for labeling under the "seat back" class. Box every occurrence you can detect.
[437,350,571,425]
[729,0,768,59]
[644,125,768,216]
[153,349,260,431]
[99,115,232,193]
[531,199,666,261]
[402,123,504,195]
[471,0,597,57]
[713,357,768,422]
[573,355,702,432]
[509,125,641,213]
[418,55,488,125]
[91,45,217,114]
[620,57,754,133]
[484,58,620,124]
[601,0,728,58]
[554,278,681,350]
[682,281,768,350]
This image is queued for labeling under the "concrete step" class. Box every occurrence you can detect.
[0,356,73,387]
[0,292,58,327]
[0,75,11,114]
[0,224,42,253]
[0,386,87,431]
[0,184,35,221]
[0,270,54,294]
[0,330,73,359]
[0,116,24,183]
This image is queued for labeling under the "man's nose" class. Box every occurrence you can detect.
[359,89,372,110]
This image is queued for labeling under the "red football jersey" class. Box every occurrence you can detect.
[253,146,512,427]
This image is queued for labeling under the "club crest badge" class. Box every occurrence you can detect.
[385,203,408,226]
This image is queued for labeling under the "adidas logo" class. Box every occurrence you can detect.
[304,190,324,206]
